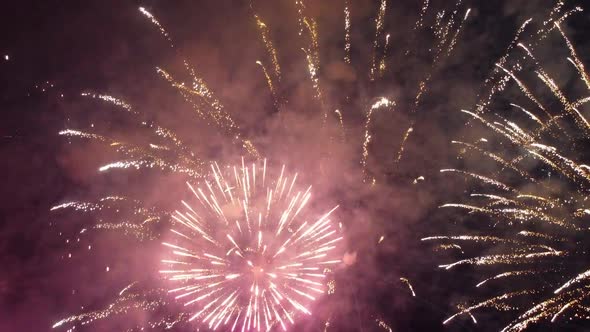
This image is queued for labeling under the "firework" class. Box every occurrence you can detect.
[160,160,342,331]
[52,1,473,330]
[425,3,590,330]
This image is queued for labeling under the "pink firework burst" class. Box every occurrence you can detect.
[160,159,342,331]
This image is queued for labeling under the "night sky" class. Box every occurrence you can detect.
[2,0,590,331]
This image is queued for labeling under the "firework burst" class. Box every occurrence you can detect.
[160,160,342,331]
[425,3,590,330]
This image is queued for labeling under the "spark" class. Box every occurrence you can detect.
[369,0,388,80]
[376,318,393,331]
[394,127,413,165]
[256,60,279,107]
[412,175,424,184]
[343,0,351,64]
[361,97,395,181]
[334,109,345,142]
[400,277,416,297]
[139,7,173,46]
[254,15,281,80]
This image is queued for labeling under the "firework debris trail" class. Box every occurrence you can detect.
[424,3,590,331]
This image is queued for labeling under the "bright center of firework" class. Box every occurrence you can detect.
[228,251,272,281]
[161,160,342,331]
[246,260,264,275]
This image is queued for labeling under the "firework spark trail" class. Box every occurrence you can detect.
[427,5,590,330]
[369,0,388,81]
[475,270,549,288]
[62,9,270,180]
[334,110,345,142]
[252,9,284,110]
[139,7,258,157]
[474,18,533,116]
[161,160,342,331]
[343,0,351,64]
[244,1,470,178]
[253,14,282,81]
[59,127,201,176]
[393,127,413,166]
[475,2,585,117]
[139,7,173,46]
[295,0,324,115]
[61,92,206,176]
[256,61,280,108]
[399,278,416,297]
[361,97,395,181]
[442,290,538,326]
[412,1,471,112]
[414,0,430,32]
[392,1,471,172]
[52,288,188,332]
[50,196,164,244]
[376,318,393,331]
[450,140,535,181]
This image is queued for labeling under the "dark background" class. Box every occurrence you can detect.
[1,0,589,331]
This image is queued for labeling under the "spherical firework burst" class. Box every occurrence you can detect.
[425,3,590,331]
[160,160,342,331]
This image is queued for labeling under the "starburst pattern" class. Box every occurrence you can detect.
[161,160,342,331]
